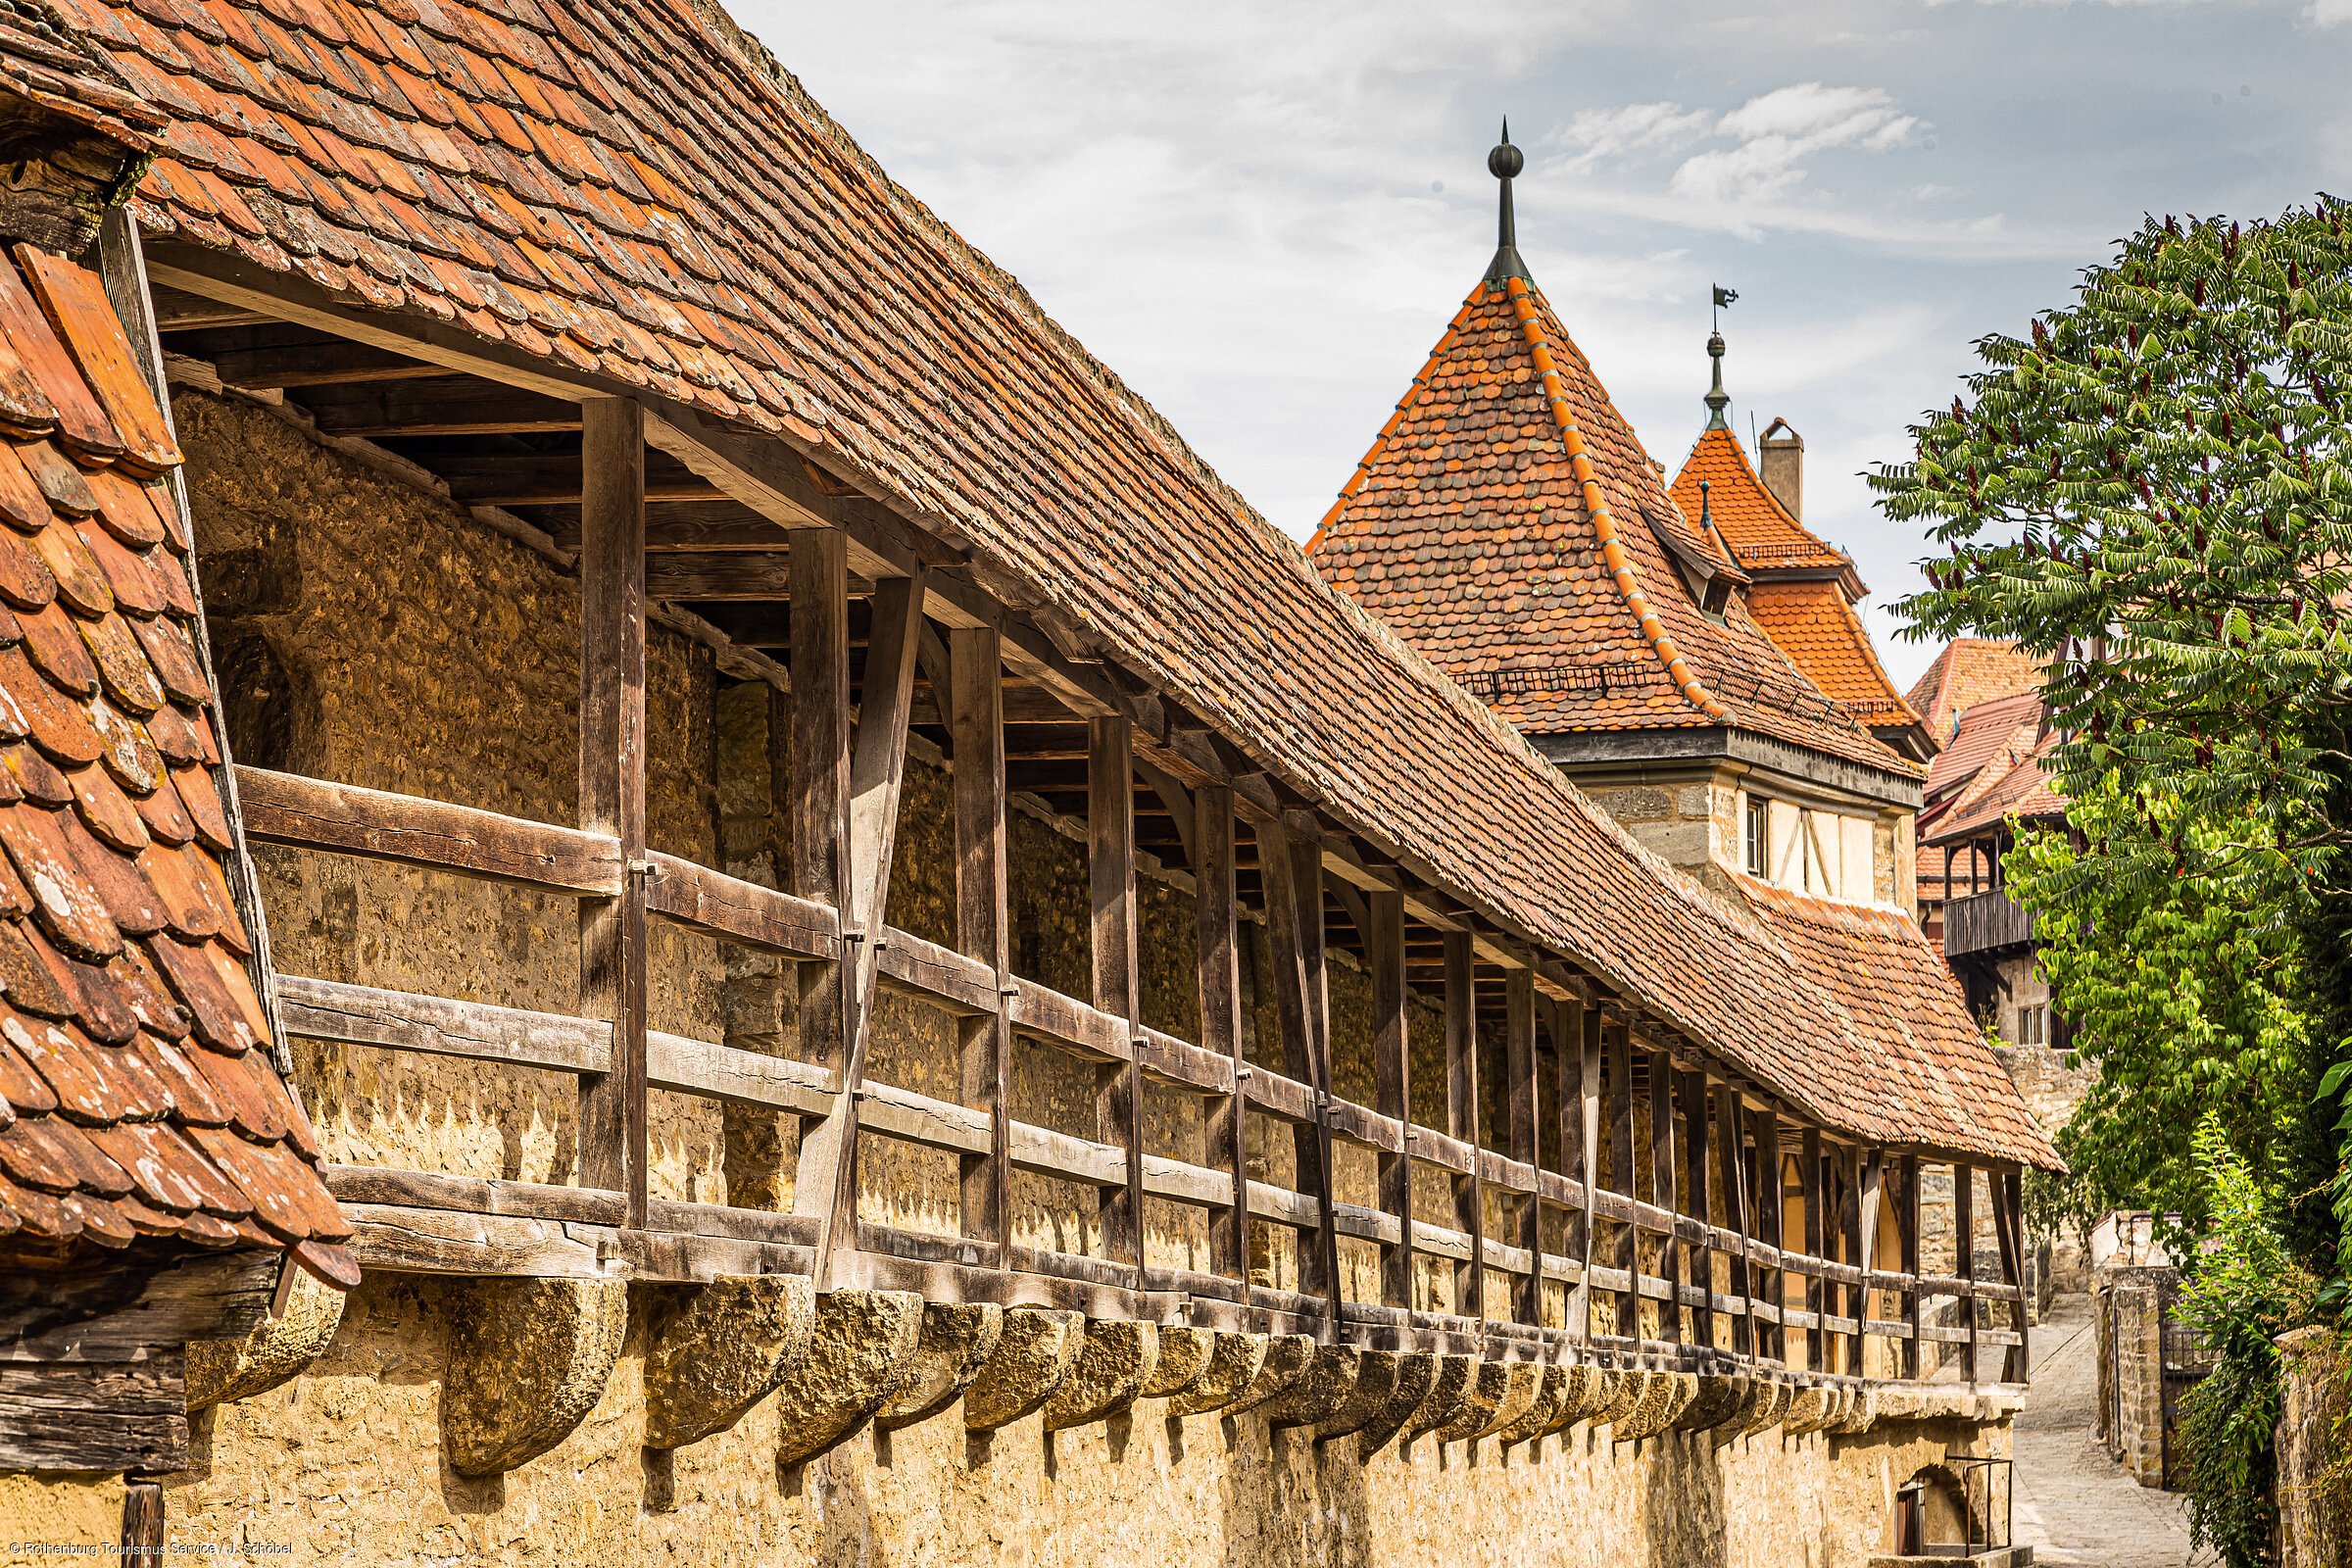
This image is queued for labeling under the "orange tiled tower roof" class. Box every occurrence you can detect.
[1305,245,1915,778]
[1663,349,1925,756]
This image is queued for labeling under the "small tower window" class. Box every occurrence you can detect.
[1744,795,1768,877]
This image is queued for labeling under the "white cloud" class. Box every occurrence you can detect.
[1557,102,1712,169]
[2310,0,2352,23]
[1671,83,1923,206]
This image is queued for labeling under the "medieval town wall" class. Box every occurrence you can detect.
[62,391,2014,1566]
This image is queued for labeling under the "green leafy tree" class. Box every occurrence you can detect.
[1879,200,2352,1568]
[1881,198,2352,1259]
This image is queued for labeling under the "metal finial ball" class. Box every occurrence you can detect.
[1489,140,1524,180]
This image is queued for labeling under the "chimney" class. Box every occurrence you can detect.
[1759,417,1802,520]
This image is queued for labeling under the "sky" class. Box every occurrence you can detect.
[740,0,2350,686]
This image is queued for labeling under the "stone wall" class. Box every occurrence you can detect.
[111,1274,1993,1567]
[81,392,2032,1565]
[2094,1268,2171,1487]
[2278,1325,2352,1568]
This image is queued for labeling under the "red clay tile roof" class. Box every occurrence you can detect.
[1730,874,2049,1163]
[1906,639,2044,744]
[1741,577,1917,723]
[1663,425,1919,731]
[62,0,2047,1167]
[1305,273,1918,779]
[1668,425,1851,578]
[1924,731,2066,847]
[1924,692,2042,808]
[0,237,351,1285]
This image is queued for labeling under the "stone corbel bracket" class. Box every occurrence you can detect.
[964,1307,1087,1432]
[874,1303,1004,1432]
[1139,1326,1216,1401]
[444,1278,629,1478]
[1041,1320,1157,1431]
[775,1290,924,1467]
[186,1269,347,1410]
[1259,1346,1361,1430]
[642,1274,815,1451]
[1162,1331,1267,1418]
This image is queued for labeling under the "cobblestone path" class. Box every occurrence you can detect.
[2012,1297,2205,1568]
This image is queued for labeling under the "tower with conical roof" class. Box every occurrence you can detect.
[1306,126,1927,909]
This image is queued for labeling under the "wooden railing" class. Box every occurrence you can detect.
[1943,889,2035,959]
[238,763,2031,1381]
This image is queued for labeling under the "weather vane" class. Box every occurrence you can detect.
[1712,283,1739,332]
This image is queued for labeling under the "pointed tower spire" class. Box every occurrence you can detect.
[1485,119,1530,284]
[1704,327,1731,430]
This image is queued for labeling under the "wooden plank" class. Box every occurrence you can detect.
[1802,1125,1825,1373]
[575,396,648,1226]
[1755,1108,1783,1364]
[1649,1048,1680,1348]
[236,766,624,896]
[1714,1080,1751,1359]
[1197,786,1248,1283]
[1262,811,1343,1317]
[646,1029,834,1116]
[122,1478,165,1559]
[278,974,612,1073]
[343,1203,612,1278]
[643,851,840,959]
[1994,1166,2029,1382]
[1009,984,1129,1059]
[797,568,927,1282]
[0,1359,184,1473]
[1607,1017,1636,1341]
[1446,931,1484,1322]
[1576,1003,1600,1341]
[645,552,795,601]
[1369,888,1413,1310]
[1134,1026,1233,1095]
[1683,1070,1713,1351]
[1838,1146,1864,1376]
[1900,1152,1924,1380]
[1955,1160,1978,1383]
[952,625,1011,1259]
[1507,969,1540,1323]
[873,926,1000,1014]
[1090,714,1144,1269]
[322,1164,629,1226]
[1859,1150,1885,1379]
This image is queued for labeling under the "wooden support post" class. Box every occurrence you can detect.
[1683,1070,1713,1351]
[789,526,850,1110]
[1198,787,1249,1286]
[122,1477,164,1562]
[1900,1153,1924,1380]
[1554,998,1592,1336]
[1840,1146,1865,1376]
[1263,814,1343,1316]
[1801,1126,1825,1373]
[1754,1107,1783,1364]
[1955,1161,1979,1384]
[1370,890,1413,1310]
[795,566,926,1281]
[1507,969,1540,1324]
[1994,1166,2030,1383]
[577,397,648,1227]
[1714,1081,1750,1359]
[1090,715,1144,1272]
[952,626,1010,1258]
[1607,1017,1636,1342]
[1446,932,1485,1322]
[1859,1151,1885,1378]
[1648,1048,1680,1348]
